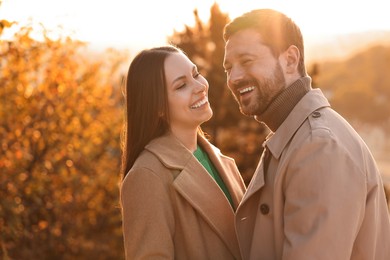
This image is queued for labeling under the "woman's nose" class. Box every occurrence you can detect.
[194,79,207,92]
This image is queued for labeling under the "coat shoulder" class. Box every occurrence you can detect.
[124,149,176,185]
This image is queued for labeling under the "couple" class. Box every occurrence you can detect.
[120,9,390,260]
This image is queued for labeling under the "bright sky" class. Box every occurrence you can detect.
[1,0,390,54]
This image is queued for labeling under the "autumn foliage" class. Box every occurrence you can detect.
[1,21,127,259]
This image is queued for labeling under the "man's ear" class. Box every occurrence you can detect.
[282,45,300,74]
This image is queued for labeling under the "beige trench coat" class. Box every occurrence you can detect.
[121,133,246,260]
[236,89,390,260]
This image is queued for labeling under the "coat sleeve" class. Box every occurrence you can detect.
[281,128,367,259]
[120,167,175,260]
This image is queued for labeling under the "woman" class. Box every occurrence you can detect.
[120,45,246,259]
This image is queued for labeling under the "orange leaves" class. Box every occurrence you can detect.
[0,19,15,34]
[1,20,127,259]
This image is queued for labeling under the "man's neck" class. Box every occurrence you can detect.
[255,76,312,132]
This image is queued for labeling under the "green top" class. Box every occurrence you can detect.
[193,145,234,208]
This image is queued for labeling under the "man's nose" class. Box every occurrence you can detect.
[228,66,245,86]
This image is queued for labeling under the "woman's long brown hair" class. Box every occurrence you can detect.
[121,46,180,179]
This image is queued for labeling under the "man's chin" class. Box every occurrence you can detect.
[239,107,254,117]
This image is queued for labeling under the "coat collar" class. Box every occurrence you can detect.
[266,88,330,159]
[240,89,330,205]
[144,132,194,169]
[145,132,242,258]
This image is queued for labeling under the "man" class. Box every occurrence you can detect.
[223,8,390,260]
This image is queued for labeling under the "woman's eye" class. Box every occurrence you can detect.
[194,72,201,78]
[177,84,186,89]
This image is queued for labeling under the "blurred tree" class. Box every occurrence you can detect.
[0,22,126,259]
[167,3,267,184]
[308,63,319,87]
[317,45,390,127]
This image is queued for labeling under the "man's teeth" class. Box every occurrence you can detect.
[239,86,255,94]
[191,98,208,109]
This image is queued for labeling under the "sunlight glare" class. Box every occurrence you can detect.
[1,0,389,52]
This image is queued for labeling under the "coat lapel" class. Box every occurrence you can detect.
[145,133,241,258]
[173,157,240,256]
[197,135,246,210]
[241,89,331,205]
[240,150,266,205]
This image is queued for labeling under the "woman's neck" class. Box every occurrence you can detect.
[170,127,198,152]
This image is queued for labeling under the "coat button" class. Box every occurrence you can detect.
[260,204,270,215]
[312,111,321,118]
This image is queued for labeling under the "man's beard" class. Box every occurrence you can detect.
[239,63,286,117]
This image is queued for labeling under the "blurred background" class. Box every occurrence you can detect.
[1,0,389,259]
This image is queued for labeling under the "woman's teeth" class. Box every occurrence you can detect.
[239,86,255,94]
[191,97,208,109]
